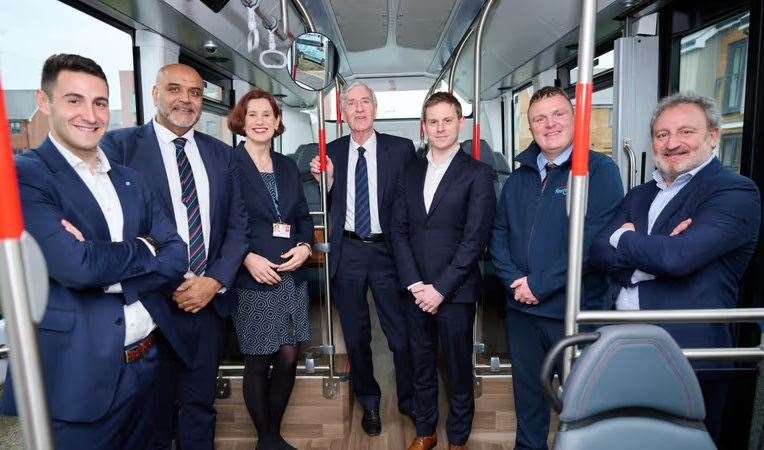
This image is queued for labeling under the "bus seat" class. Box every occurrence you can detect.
[459,139,511,196]
[293,143,321,213]
[547,324,716,450]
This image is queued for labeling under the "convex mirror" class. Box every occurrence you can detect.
[286,32,339,91]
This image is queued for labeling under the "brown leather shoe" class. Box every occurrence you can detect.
[407,434,437,450]
[448,445,468,450]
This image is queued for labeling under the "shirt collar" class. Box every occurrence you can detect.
[537,145,573,172]
[49,132,111,174]
[350,131,376,153]
[653,155,714,190]
[153,118,195,145]
[426,144,460,168]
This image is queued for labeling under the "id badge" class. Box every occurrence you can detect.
[273,222,291,238]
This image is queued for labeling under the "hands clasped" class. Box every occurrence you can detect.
[411,283,444,315]
[511,276,538,305]
[243,245,311,286]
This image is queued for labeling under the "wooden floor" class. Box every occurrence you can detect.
[215,297,557,449]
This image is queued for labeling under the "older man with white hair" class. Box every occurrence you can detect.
[310,81,416,435]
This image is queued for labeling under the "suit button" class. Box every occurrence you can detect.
[115,317,123,326]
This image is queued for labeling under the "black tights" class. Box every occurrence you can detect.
[243,344,299,443]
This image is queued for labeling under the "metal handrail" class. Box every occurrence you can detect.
[622,139,637,190]
[471,0,498,160]
[577,308,764,324]
[289,0,337,394]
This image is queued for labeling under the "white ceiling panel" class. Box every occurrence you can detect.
[330,0,388,51]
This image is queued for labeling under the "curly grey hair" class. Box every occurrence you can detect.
[649,91,721,135]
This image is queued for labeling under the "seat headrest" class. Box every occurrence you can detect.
[560,324,705,423]
[459,139,494,165]
[295,143,319,171]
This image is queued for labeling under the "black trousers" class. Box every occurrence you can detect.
[154,308,227,450]
[408,301,476,446]
[332,238,414,412]
[505,307,564,450]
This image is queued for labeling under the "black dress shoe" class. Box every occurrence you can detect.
[362,408,382,436]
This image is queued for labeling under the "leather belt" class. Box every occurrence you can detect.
[343,230,384,243]
[124,330,158,364]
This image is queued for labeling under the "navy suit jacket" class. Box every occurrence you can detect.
[591,158,761,348]
[232,144,314,289]
[390,151,496,303]
[326,131,416,276]
[101,123,248,364]
[1,139,187,422]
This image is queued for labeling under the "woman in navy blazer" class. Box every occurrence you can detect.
[227,89,313,450]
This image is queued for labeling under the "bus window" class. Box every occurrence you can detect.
[512,84,534,156]
[0,0,137,154]
[679,11,749,172]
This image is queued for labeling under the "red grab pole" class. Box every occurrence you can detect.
[0,85,24,239]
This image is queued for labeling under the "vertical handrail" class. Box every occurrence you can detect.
[562,0,598,382]
[280,0,289,36]
[447,26,475,93]
[622,139,637,190]
[471,0,497,160]
[290,0,336,385]
[0,85,54,448]
[335,78,343,138]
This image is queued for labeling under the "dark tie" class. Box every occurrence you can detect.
[173,137,207,275]
[541,162,558,191]
[354,146,371,238]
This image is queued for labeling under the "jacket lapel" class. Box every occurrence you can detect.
[35,139,112,241]
[651,158,720,234]
[427,150,467,219]
[375,131,390,209]
[236,145,279,219]
[109,167,139,238]
[137,123,174,218]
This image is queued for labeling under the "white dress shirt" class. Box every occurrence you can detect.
[610,155,715,310]
[537,145,573,180]
[407,145,461,292]
[50,133,155,346]
[153,119,212,276]
[424,145,460,213]
[344,132,382,234]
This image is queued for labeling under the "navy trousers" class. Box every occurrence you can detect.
[505,307,564,450]
[52,345,160,450]
[408,301,476,446]
[155,307,227,450]
[332,238,414,412]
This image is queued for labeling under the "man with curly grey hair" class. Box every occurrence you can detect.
[592,91,761,445]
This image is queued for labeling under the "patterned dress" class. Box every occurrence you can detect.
[233,172,311,355]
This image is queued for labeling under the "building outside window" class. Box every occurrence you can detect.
[0,0,137,152]
[679,11,749,173]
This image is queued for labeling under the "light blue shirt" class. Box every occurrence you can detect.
[537,145,573,180]
[610,155,715,310]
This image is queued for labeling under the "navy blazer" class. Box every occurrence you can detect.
[591,158,761,349]
[0,139,187,422]
[232,144,314,289]
[101,122,249,320]
[326,131,416,276]
[390,151,496,303]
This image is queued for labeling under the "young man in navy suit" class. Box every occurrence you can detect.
[592,92,761,445]
[101,64,248,450]
[391,92,496,450]
[490,86,623,450]
[0,54,187,449]
[308,82,416,435]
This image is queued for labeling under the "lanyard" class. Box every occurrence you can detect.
[260,171,282,222]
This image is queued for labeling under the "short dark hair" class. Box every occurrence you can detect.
[422,91,462,120]
[41,54,108,96]
[228,89,285,137]
[527,86,572,114]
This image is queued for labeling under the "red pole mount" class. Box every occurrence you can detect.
[472,123,481,160]
[572,82,593,177]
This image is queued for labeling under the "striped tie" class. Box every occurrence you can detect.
[354,146,371,238]
[173,137,207,275]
